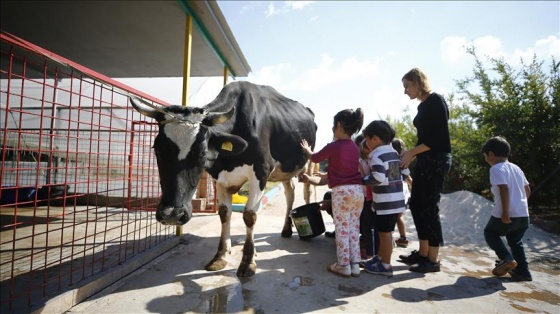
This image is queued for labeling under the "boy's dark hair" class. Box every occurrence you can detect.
[362,120,395,144]
[391,138,406,155]
[334,108,364,136]
[481,136,511,157]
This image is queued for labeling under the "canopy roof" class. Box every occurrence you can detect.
[0,0,251,78]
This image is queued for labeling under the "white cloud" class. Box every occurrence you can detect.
[440,36,469,64]
[285,1,315,10]
[247,63,293,87]
[511,35,560,65]
[440,35,504,71]
[239,4,252,15]
[265,3,278,17]
[247,54,379,92]
[441,35,559,70]
[265,1,316,16]
[284,54,379,92]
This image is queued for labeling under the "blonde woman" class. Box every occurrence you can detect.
[399,68,452,273]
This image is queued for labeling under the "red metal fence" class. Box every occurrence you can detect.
[0,33,215,312]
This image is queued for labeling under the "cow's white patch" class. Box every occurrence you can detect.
[217,165,264,212]
[163,122,200,160]
[205,149,218,168]
[217,164,253,188]
[268,161,303,181]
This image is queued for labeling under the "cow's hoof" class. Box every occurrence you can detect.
[236,262,256,277]
[281,228,293,238]
[205,258,228,271]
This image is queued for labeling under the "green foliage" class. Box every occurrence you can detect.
[449,48,560,208]
[445,95,489,194]
[386,114,416,151]
[393,48,559,210]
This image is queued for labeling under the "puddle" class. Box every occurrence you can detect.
[194,283,244,313]
[502,289,560,305]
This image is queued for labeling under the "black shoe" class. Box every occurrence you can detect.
[325,231,336,238]
[508,268,532,281]
[398,250,424,265]
[409,259,441,273]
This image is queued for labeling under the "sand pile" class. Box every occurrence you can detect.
[428,190,560,263]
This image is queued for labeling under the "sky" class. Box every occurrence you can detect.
[120,1,560,150]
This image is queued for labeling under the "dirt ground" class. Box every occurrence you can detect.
[66,182,560,314]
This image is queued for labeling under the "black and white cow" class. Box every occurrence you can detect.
[130,81,317,277]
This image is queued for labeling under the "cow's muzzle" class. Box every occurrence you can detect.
[156,206,191,225]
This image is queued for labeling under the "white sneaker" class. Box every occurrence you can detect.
[327,262,351,277]
[351,263,360,277]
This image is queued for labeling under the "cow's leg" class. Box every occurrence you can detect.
[205,183,232,271]
[281,178,296,237]
[237,176,262,277]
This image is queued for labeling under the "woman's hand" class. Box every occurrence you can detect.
[313,171,328,179]
[400,144,429,168]
[400,149,414,169]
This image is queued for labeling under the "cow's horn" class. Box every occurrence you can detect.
[130,97,161,119]
[202,106,235,126]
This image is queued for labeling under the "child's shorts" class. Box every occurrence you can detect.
[373,212,399,233]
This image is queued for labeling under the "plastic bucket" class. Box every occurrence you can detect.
[290,202,325,240]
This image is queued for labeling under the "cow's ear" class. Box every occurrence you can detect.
[207,131,248,156]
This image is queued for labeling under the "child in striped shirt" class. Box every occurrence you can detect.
[361,120,406,277]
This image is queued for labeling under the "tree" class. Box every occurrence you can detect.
[452,47,560,208]
[386,114,416,151]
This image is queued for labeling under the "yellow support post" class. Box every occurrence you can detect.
[181,15,193,107]
[223,66,228,86]
[177,14,193,237]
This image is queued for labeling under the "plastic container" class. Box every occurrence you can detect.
[290,202,325,240]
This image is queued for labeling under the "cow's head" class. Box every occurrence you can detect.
[130,97,248,225]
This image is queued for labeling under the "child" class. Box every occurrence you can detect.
[481,136,532,281]
[301,108,364,277]
[354,135,379,262]
[361,120,406,277]
[392,138,413,248]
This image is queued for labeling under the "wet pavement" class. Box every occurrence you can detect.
[67,182,560,313]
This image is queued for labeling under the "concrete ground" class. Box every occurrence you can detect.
[67,182,560,313]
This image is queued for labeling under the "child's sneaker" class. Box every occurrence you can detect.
[351,263,360,277]
[327,262,351,277]
[492,259,518,277]
[395,237,409,248]
[508,268,532,281]
[363,259,393,277]
[409,259,441,273]
[359,255,380,268]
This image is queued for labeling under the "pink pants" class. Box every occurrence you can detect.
[332,184,364,266]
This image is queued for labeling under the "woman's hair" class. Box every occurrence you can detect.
[402,67,432,95]
[334,108,364,136]
[391,138,406,155]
